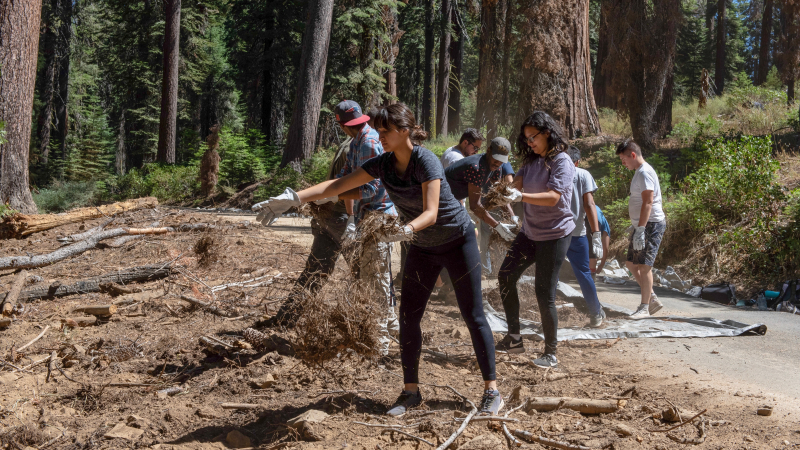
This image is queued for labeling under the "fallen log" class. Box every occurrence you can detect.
[1,270,27,316]
[72,305,117,316]
[524,397,622,415]
[0,227,172,270]
[0,264,171,303]
[0,317,10,328]
[61,316,98,327]
[58,217,115,244]
[0,197,158,239]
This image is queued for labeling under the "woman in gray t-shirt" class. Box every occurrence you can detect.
[494,111,575,369]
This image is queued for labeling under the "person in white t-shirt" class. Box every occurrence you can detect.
[440,128,484,169]
[616,139,666,319]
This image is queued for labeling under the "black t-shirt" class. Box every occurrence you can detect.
[361,146,471,247]
[445,154,506,201]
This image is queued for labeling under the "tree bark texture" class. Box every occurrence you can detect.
[776,0,800,105]
[281,0,334,169]
[383,4,402,105]
[500,0,515,127]
[156,0,181,164]
[115,109,126,174]
[447,6,463,134]
[592,0,617,110]
[422,0,435,133]
[603,0,680,150]
[714,0,726,94]
[653,69,674,137]
[756,0,774,85]
[37,0,59,165]
[476,0,506,139]
[0,0,42,214]
[516,0,600,139]
[53,0,71,163]
[436,0,452,137]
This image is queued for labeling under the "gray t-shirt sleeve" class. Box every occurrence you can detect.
[415,148,445,183]
[547,155,575,195]
[360,153,384,179]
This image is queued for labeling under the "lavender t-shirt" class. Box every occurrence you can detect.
[517,152,576,241]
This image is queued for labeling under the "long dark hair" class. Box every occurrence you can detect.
[373,103,429,145]
[515,111,568,166]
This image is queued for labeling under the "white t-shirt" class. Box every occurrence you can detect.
[570,168,598,236]
[440,146,464,169]
[628,161,665,224]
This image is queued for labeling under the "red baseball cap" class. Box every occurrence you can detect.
[334,100,370,126]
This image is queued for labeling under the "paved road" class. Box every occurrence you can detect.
[591,280,800,410]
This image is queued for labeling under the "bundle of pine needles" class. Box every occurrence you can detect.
[341,211,408,266]
[483,180,515,211]
[297,201,335,221]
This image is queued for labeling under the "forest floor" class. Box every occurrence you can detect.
[1,208,798,450]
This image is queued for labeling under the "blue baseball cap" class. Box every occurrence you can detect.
[334,100,370,127]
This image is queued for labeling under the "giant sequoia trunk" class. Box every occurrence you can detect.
[653,70,674,137]
[714,0,726,94]
[447,6,464,134]
[156,0,181,164]
[37,0,59,165]
[475,0,506,138]
[516,0,600,139]
[592,0,617,110]
[436,0,452,137]
[603,0,680,150]
[756,0,774,85]
[421,0,435,133]
[54,0,71,165]
[0,0,42,213]
[281,0,334,169]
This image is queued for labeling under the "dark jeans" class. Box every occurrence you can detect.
[400,230,496,383]
[498,232,571,355]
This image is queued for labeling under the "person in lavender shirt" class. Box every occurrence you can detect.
[493,111,575,369]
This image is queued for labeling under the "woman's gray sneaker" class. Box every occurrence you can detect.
[648,295,664,315]
[589,309,606,328]
[479,389,504,415]
[628,303,650,319]
[386,389,422,417]
[495,334,525,353]
[532,353,558,369]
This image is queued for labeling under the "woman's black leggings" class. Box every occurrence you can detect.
[498,232,571,355]
[400,230,496,384]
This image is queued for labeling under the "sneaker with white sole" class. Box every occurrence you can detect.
[589,309,606,328]
[532,353,558,368]
[495,334,525,354]
[479,390,504,415]
[649,294,663,315]
[629,303,650,319]
[386,389,422,416]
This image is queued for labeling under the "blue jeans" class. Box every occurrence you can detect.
[565,234,602,316]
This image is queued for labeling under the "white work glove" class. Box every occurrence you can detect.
[251,187,301,226]
[342,215,356,240]
[494,222,516,241]
[503,188,524,203]
[632,226,646,251]
[313,195,338,205]
[512,215,521,227]
[591,231,603,259]
[382,225,414,243]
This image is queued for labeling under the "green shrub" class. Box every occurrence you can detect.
[107,163,200,204]
[33,180,100,213]
[216,127,273,188]
[0,203,18,219]
[668,114,723,145]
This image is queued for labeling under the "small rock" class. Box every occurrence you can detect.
[104,423,144,440]
[126,415,151,429]
[460,433,504,450]
[250,373,276,389]
[509,385,530,403]
[757,406,773,416]
[744,435,755,442]
[226,430,251,448]
[287,409,329,429]
[614,423,636,437]
[636,435,643,443]
[783,440,790,446]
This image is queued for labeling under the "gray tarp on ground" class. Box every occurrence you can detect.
[483,279,768,340]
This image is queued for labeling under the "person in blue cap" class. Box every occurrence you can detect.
[259,100,399,354]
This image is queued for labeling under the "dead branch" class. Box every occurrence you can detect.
[667,418,707,445]
[381,428,434,447]
[455,415,519,423]
[650,409,707,433]
[61,316,98,327]
[503,402,528,447]
[211,272,282,293]
[0,227,172,270]
[221,403,262,410]
[46,351,58,382]
[513,429,596,450]
[101,234,145,248]
[71,305,117,316]
[58,217,115,244]
[100,283,143,297]
[17,325,50,352]
[0,264,171,303]
[421,384,478,450]
[524,397,622,414]
[1,270,27,316]
[180,295,235,317]
[353,422,421,429]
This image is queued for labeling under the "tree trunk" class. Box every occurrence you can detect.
[500,0,515,127]
[436,0,452,137]
[714,0,726,94]
[384,5,402,105]
[53,0,71,165]
[422,0,435,133]
[0,0,41,214]
[156,0,181,164]
[116,109,126,175]
[415,50,422,120]
[756,0,774,85]
[476,0,505,138]
[447,5,463,134]
[37,0,59,165]
[281,0,334,169]
[592,0,616,110]
[653,69,674,137]
[789,74,796,104]
[517,0,600,139]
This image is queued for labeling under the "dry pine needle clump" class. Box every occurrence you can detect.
[342,211,408,265]
[483,180,515,211]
